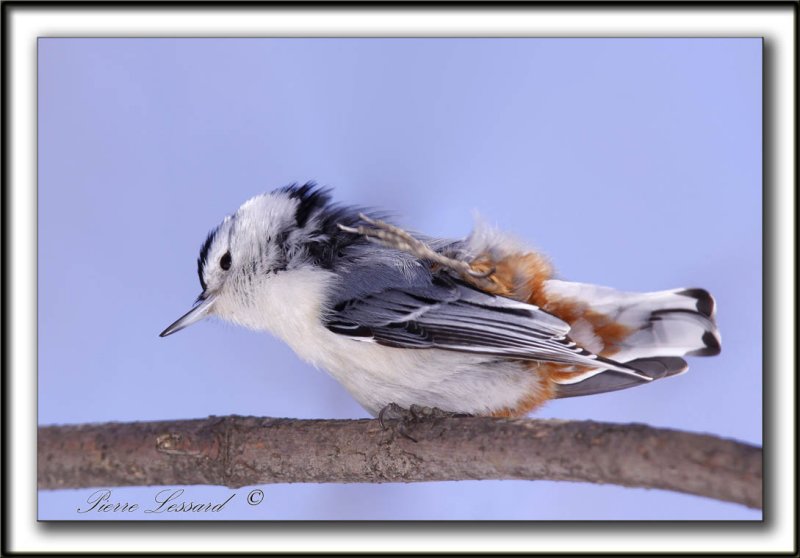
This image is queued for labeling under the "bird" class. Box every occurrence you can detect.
[160,183,721,419]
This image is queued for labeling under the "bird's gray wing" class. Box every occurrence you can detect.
[326,274,636,371]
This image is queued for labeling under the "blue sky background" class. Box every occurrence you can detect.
[38,38,761,520]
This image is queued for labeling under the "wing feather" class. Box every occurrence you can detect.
[326,276,646,376]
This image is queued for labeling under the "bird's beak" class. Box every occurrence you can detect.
[159,294,217,337]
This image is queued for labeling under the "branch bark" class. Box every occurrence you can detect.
[38,415,762,509]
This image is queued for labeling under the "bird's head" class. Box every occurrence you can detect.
[160,183,358,336]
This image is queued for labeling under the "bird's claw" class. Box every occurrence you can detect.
[377,402,472,443]
[378,403,418,442]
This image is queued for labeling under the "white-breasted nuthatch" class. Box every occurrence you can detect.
[160,184,721,417]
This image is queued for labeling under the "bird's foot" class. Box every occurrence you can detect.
[377,403,472,443]
[338,214,495,281]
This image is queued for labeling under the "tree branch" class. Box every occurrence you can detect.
[38,415,762,509]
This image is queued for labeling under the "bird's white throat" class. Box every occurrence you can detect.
[216,267,337,349]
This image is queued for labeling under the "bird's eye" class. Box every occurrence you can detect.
[220,251,232,270]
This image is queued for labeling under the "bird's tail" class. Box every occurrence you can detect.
[542,280,721,398]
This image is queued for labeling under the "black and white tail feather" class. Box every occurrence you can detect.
[543,281,721,398]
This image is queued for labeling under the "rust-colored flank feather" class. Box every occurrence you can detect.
[464,251,633,417]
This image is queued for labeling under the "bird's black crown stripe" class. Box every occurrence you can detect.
[281,182,333,229]
[197,225,220,291]
[278,182,374,269]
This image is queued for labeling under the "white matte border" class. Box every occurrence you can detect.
[8,4,795,554]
